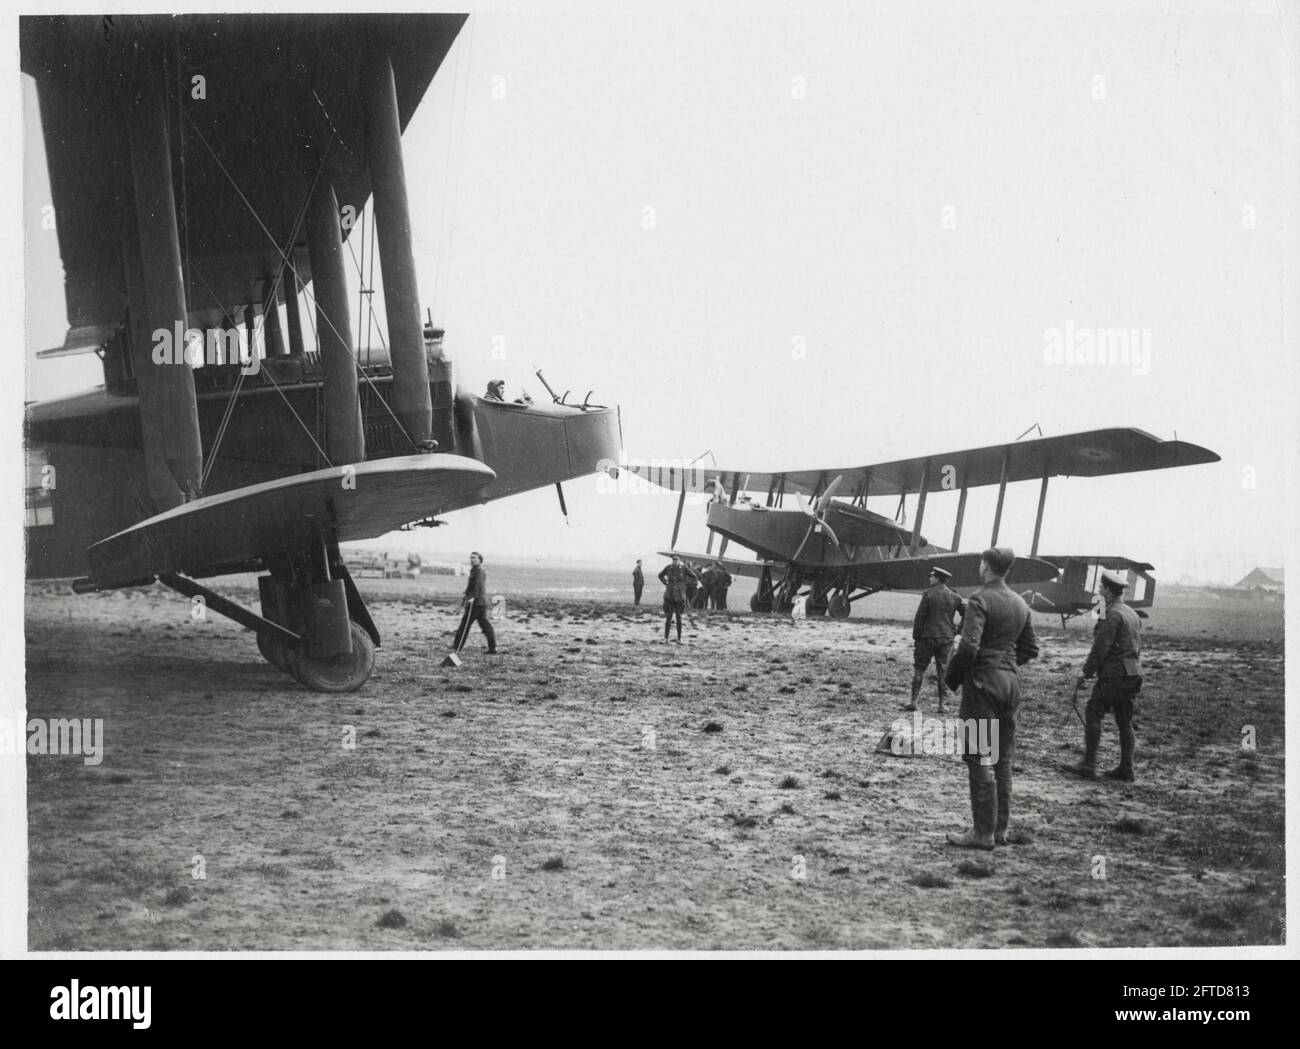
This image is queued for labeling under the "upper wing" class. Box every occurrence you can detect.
[627,428,1218,499]
[87,454,493,586]
[22,14,466,337]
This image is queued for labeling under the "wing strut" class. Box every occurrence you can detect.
[671,485,687,548]
[908,460,931,556]
[1030,473,1050,556]
[952,483,968,551]
[990,448,1010,545]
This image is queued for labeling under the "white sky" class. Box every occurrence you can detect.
[18,0,1300,583]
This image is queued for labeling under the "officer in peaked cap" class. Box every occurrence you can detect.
[906,565,965,714]
[1065,569,1144,782]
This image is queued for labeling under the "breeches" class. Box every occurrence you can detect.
[1086,676,1142,731]
[913,639,954,674]
[957,682,1018,769]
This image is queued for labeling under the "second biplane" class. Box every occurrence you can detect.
[630,428,1217,618]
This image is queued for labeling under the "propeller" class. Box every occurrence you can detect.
[791,475,845,563]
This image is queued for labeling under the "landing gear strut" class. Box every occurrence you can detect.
[257,538,381,693]
[160,532,382,693]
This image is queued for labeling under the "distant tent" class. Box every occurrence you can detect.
[1233,567,1284,589]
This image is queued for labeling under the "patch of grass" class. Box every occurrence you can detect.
[1112,816,1150,835]
[280,809,302,819]
[713,765,732,776]
[79,860,169,895]
[724,813,759,829]
[778,775,801,790]
[162,885,193,907]
[432,917,461,939]
[909,870,950,889]
[253,863,290,881]
[302,855,341,871]
[778,802,796,815]
[375,909,408,929]
[822,791,842,801]
[702,721,723,733]
[955,860,994,878]
[1045,930,1084,948]
[541,856,565,871]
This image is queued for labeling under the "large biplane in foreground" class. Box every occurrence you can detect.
[630,429,1217,618]
[22,14,620,691]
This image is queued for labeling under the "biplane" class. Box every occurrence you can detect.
[1016,555,1157,628]
[630,429,1217,618]
[22,14,620,691]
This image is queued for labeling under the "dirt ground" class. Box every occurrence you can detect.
[23,579,1285,951]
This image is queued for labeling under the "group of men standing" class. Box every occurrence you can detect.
[907,548,1144,851]
[634,557,732,611]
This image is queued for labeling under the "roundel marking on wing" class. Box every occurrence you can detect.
[1075,444,1116,463]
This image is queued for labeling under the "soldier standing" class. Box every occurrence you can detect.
[632,559,644,606]
[906,566,964,713]
[943,547,1039,849]
[658,555,697,644]
[456,551,498,655]
[697,563,717,610]
[712,561,732,610]
[1064,570,1143,782]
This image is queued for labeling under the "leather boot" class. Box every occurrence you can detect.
[936,681,948,715]
[946,764,996,850]
[1106,717,1135,781]
[994,762,1012,845]
[903,672,922,712]
[1064,717,1101,779]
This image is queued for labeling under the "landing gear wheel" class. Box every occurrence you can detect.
[290,621,376,693]
[828,594,851,619]
[257,632,292,673]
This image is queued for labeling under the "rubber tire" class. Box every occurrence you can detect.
[290,620,376,693]
[257,632,292,674]
[828,594,851,619]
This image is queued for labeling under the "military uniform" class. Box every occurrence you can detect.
[944,576,1039,848]
[713,567,732,610]
[1071,590,1143,781]
[696,565,716,610]
[458,562,497,654]
[658,562,697,642]
[908,578,965,712]
[632,563,644,605]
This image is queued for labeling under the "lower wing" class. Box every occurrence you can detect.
[87,454,495,586]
